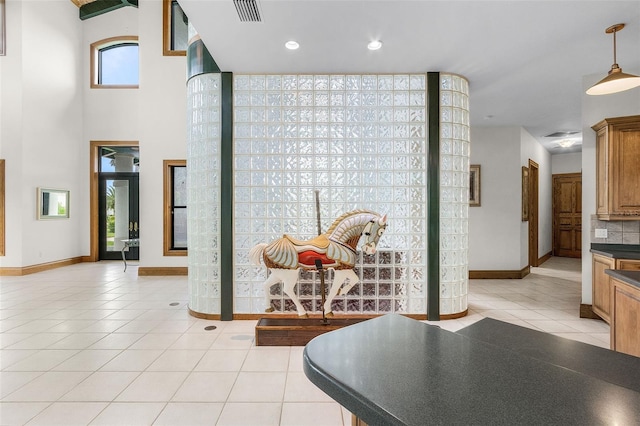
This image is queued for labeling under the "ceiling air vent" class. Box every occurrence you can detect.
[545,131,579,138]
[234,0,262,22]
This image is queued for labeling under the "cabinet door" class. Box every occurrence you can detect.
[592,254,615,323]
[611,279,640,357]
[611,126,640,215]
[617,259,640,271]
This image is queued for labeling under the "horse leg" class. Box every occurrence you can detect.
[262,269,284,313]
[337,269,360,296]
[324,268,345,317]
[280,269,307,317]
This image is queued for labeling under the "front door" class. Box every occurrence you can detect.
[98,173,139,260]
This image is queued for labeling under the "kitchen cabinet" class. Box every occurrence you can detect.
[592,115,640,221]
[592,253,640,323]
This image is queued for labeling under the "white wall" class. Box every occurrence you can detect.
[469,126,552,272]
[469,127,523,270]
[521,127,552,263]
[2,1,188,270]
[552,152,582,175]
[138,0,187,267]
[1,0,83,267]
[581,71,640,304]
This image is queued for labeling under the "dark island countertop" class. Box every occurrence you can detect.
[303,314,640,426]
[605,269,640,290]
[590,243,640,259]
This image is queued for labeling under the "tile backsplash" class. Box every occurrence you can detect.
[591,215,640,244]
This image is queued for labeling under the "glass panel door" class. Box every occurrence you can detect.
[99,173,139,261]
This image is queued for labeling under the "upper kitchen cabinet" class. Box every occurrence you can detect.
[593,115,640,221]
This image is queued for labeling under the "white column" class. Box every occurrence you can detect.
[186,24,222,316]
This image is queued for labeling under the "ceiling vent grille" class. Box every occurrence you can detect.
[545,131,579,138]
[234,0,262,22]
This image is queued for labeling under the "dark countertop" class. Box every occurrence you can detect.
[605,269,640,290]
[457,317,640,392]
[590,243,640,259]
[303,314,640,426]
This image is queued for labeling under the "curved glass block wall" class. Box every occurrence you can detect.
[187,74,222,315]
[439,73,470,315]
[233,74,429,315]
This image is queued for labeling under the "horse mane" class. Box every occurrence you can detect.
[325,209,379,237]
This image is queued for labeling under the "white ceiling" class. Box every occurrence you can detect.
[178,0,640,155]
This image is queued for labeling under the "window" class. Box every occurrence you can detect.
[163,0,188,56]
[164,160,187,255]
[0,0,5,56]
[90,36,139,88]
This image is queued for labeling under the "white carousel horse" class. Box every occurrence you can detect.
[249,210,388,317]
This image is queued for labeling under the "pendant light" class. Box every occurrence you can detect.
[586,23,640,95]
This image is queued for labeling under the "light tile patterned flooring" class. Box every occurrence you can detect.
[0,256,608,425]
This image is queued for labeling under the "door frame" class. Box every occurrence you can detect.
[528,159,539,267]
[89,141,139,262]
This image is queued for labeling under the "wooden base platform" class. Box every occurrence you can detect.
[255,317,369,346]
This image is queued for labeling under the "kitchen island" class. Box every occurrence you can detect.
[303,314,640,425]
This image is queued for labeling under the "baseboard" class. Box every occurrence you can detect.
[538,251,552,266]
[138,267,188,276]
[0,256,84,276]
[469,266,530,279]
[580,304,602,320]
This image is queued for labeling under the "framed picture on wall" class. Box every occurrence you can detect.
[469,164,481,207]
[522,166,529,221]
[37,188,70,219]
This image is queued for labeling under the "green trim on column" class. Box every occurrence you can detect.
[220,72,234,321]
[187,39,221,82]
[427,72,440,321]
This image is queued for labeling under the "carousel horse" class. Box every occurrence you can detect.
[249,210,387,317]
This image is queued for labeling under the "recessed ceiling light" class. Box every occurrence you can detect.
[367,40,382,50]
[285,41,299,50]
[557,139,580,148]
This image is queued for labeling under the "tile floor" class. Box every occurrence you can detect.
[0,256,608,425]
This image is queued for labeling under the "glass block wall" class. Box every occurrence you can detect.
[186,73,222,315]
[233,74,429,315]
[439,74,470,315]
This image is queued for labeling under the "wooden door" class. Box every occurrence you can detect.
[528,160,539,267]
[553,173,582,258]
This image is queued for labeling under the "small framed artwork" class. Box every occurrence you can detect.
[522,166,529,221]
[37,188,70,219]
[469,164,481,207]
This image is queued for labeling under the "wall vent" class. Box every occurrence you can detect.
[234,0,262,22]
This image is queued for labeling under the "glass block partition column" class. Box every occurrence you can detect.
[233,74,429,315]
[186,73,222,315]
[439,74,470,315]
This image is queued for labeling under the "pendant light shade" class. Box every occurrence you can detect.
[586,23,640,96]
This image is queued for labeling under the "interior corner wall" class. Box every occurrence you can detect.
[137,0,187,268]
[1,0,84,267]
[520,127,552,263]
[468,127,523,270]
[551,152,582,175]
[81,2,187,269]
[581,71,640,305]
[0,0,24,267]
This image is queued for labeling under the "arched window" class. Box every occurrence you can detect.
[90,36,139,88]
